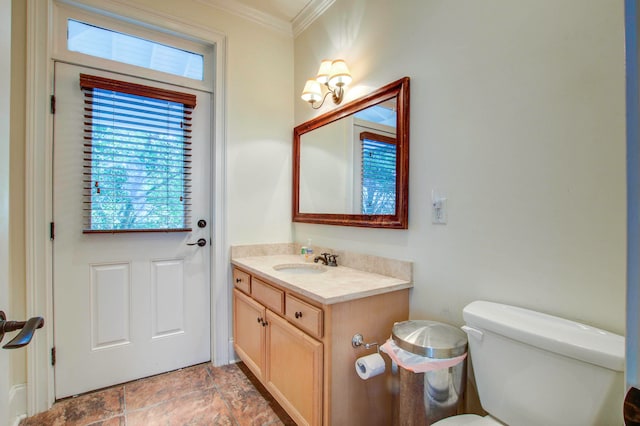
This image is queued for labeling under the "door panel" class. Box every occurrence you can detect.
[91,262,130,348]
[53,62,211,398]
[151,259,185,337]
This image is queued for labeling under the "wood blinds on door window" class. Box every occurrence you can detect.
[80,73,196,233]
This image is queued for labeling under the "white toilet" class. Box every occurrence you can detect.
[433,300,624,426]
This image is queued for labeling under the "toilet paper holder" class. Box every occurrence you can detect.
[352,333,379,352]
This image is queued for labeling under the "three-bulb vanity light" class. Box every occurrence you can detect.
[301,59,352,109]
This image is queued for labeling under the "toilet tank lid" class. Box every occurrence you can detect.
[463,301,624,372]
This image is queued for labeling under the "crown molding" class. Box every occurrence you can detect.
[293,0,335,38]
[195,0,293,37]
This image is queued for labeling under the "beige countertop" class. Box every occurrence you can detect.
[231,254,413,305]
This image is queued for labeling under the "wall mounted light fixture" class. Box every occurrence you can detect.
[301,59,352,109]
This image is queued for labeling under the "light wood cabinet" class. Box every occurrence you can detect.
[266,310,323,425]
[232,289,265,379]
[232,266,409,426]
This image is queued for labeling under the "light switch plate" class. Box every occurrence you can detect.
[431,191,447,224]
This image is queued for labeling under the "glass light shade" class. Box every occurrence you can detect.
[315,59,333,84]
[328,59,352,88]
[301,79,323,103]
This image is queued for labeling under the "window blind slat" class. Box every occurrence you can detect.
[84,152,191,165]
[85,93,194,115]
[84,144,191,157]
[86,123,190,138]
[84,103,193,123]
[80,73,197,107]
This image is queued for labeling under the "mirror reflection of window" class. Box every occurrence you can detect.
[360,133,396,214]
[353,101,397,215]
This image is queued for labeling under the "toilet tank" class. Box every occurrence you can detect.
[462,301,624,426]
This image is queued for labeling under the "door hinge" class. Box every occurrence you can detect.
[50,222,55,240]
[51,347,56,366]
[50,95,56,114]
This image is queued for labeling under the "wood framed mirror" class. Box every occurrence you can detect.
[293,77,409,228]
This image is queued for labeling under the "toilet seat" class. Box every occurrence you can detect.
[432,414,504,426]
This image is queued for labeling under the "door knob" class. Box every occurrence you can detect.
[0,310,45,349]
[187,238,207,247]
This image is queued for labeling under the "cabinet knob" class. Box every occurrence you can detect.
[295,311,303,319]
[257,317,262,323]
[236,278,242,283]
[262,320,268,327]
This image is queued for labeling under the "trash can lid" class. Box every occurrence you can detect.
[391,320,468,358]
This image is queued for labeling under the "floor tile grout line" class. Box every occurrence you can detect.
[209,366,242,426]
[122,383,127,426]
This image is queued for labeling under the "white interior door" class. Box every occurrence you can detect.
[53,62,211,398]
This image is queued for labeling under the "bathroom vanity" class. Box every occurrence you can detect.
[231,250,412,426]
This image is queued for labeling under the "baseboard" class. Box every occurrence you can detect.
[9,384,27,426]
[228,338,240,363]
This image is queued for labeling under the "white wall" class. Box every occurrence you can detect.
[294,0,626,334]
[218,9,294,245]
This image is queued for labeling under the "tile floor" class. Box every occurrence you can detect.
[20,362,296,426]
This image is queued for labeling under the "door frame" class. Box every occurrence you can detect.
[1,0,11,423]
[26,0,230,414]
[626,0,640,390]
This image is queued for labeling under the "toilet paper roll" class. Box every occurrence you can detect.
[355,353,385,380]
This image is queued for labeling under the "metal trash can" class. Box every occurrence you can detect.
[386,320,468,425]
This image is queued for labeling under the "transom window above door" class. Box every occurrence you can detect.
[68,19,204,81]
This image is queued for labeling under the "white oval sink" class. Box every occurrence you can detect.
[273,263,326,274]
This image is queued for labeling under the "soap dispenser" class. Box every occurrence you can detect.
[303,239,314,262]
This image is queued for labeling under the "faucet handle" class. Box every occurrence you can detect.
[327,254,339,266]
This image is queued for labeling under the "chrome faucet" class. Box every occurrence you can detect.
[314,252,339,267]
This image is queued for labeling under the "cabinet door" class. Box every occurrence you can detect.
[233,289,266,379]
[265,310,323,426]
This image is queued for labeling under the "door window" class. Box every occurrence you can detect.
[80,73,196,232]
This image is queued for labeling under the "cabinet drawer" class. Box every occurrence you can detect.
[252,278,284,314]
[286,294,323,339]
[233,268,251,294]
